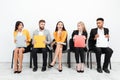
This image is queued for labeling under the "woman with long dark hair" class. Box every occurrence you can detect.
[49,21,67,72]
[13,21,31,73]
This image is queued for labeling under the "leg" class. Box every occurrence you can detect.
[102,48,113,69]
[79,48,85,72]
[32,48,39,70]
[42,48,47,67]
[75,48,80,72]
[93,47,103,73]
[41,48,47,71]
[13,48,19,72]
[93,47,102,69]
[18,48,25,72]
[58,44,63,71]
[50,44,60,65]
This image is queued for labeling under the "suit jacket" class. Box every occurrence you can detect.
[88,28,109,50]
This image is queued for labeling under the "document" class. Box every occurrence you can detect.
[74,35,85,48]
[34,35,46,48]
[96,35,109,47]
[16,35,26,47]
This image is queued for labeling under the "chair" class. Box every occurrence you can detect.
[67,38,88,68]
[87,50,112,69]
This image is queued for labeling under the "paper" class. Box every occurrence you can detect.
[96,35,109,47]
[34,35,46,48]
[74,35,85,48]
[16,35,26,47]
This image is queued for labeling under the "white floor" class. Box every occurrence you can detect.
[0,62,120,80]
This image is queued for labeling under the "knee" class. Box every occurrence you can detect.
[107,48,113,54]
[18,49,24,53]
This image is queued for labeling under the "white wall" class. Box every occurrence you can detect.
[0,0,120,62]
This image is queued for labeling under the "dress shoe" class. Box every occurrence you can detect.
[41,67,46,72]
[97,68,103,73]
[58,69,62,72]
[17,71,22,73]
[103,68,110,73]
[14,71,18,73]
[33,68,38,72]
[80,70,84,73]
[48,64,53,68]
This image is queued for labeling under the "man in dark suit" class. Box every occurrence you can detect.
[88,18,113,73]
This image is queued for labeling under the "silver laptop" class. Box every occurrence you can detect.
[16,35,27,47]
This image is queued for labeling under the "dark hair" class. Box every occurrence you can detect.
[55,21,66,31]
[14,21,24,31]
[39,19,46,24]
[96,18,104,21]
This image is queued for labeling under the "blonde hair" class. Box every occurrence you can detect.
[77,21,87,32]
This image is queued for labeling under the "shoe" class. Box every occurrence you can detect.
[103,68,110,73]
[18,66,22,73]
[58,69,62,72]
[58,65,62,72]
[80,70,84,73]
[33,68,38,72]
[14,71,18,73]
[14,65,18,74]
[48,64,53,68]
[97,68,103,73]
[41,67,46,72]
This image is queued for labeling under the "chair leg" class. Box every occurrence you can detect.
[11,51,14,69]
[109,61,112,70]
[48,50,53,68]
[67,49,71,68]
[30,52,32,68]
[87,51,89,68]
[90,52,92,69]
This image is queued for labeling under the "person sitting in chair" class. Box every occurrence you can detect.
[49,21,67,72]
[32,20,51,72]
[72,21,87,73]
[13,21,31,73]
[88,18,113,73]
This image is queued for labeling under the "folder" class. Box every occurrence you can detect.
[74,35,85,48]
[16,35,27,47]
[34,35,46,48]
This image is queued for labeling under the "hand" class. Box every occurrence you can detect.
[32,40,36,45]
[43,40,48,44]
[105,34,109,38]
[58,30,62,36]
[94,34,99,40]
[51,41,55,47]
[82,36,86,40]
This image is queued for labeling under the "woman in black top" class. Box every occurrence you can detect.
[72,21,87,73]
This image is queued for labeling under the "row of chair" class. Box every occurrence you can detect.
[11,39,112,70]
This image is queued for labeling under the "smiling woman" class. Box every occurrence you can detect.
[0,0,120,63]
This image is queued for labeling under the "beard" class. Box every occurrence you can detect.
[40,27,44,30]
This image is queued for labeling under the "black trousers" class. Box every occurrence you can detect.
[31,48,47,68]
[93,47,113,69]
[75,48,85,63]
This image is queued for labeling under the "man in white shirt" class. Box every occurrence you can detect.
[88,18,113,73]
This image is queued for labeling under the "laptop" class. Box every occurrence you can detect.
[74,35,86,48]
[16,35,27,47]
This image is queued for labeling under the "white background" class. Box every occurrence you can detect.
[0,0,120,62]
